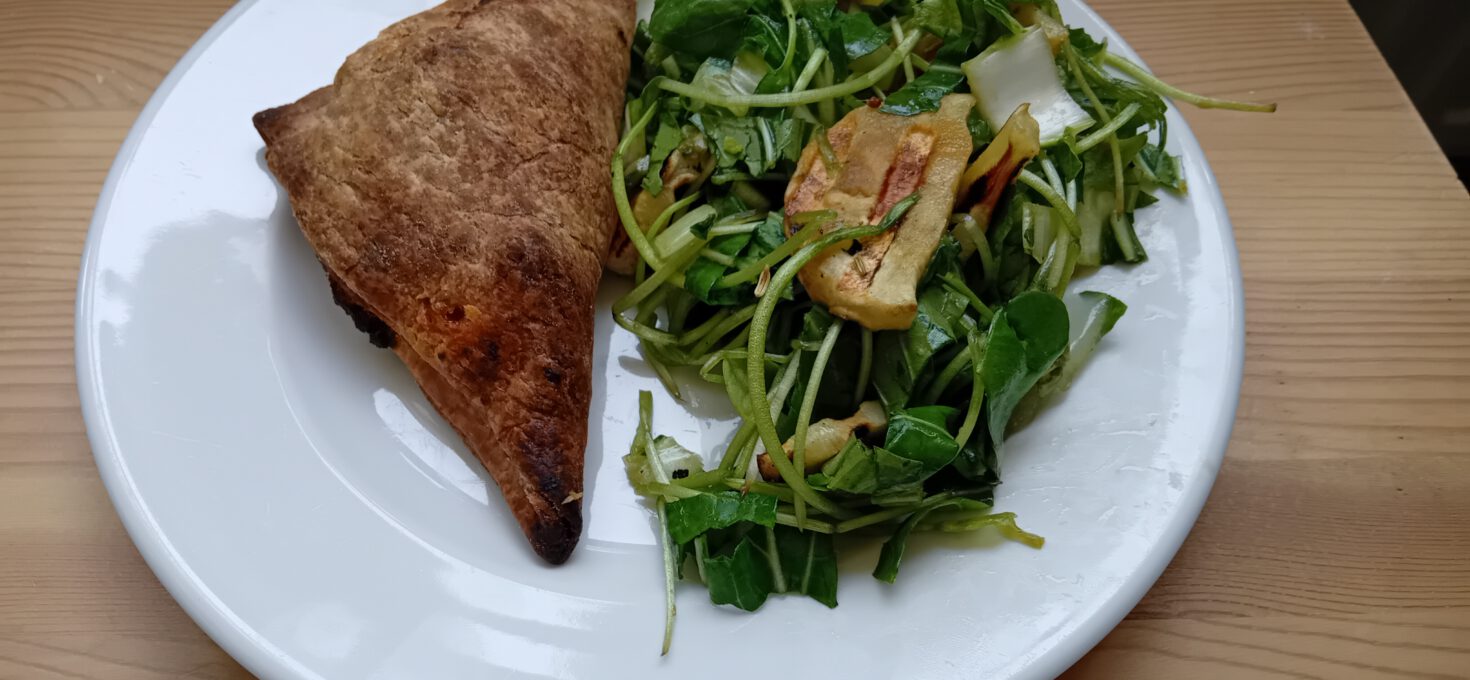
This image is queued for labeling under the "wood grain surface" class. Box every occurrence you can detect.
[1,0,1466,678]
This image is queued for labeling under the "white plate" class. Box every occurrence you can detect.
[76,1,1242,678]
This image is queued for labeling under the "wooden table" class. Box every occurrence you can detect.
[2,0,1466,677]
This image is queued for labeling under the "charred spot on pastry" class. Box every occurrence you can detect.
[505,233,577,295]
[526,452,565,496]
[251,104,291,140]
[445,305,465,322]
[530,505,582,565]
[464,337,505,383]
[543,368,563,385]
[327,273,396,348]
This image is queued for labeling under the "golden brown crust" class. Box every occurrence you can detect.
[253,0,634,563]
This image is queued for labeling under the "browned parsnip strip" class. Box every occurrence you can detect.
[757,401,888,480]
[956,104,1042,230]
[782,94,975,330]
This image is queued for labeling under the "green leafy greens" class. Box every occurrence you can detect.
[616,0,1274,653]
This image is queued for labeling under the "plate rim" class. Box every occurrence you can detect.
[73,2,1244,678]
[73,2,312,678]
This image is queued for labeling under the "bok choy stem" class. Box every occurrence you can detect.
[792,47,828,93]
[940,274,994,321]
[816,58,836,125]
[1063,44,1127,215]
[693,536,709,582]
[717,422,757,475]
[689,306,759,355]
[954,331,987,449]
[1016,170,1081,237]
[953,362,985,450]
[792,318,845,528]
[833,491,967,533]
[927,512,1045,547]
[745,223,899,519]
[922,345,973,404]
[657,30,922,109]
[757,349,805,475]
[614,312,682,345]
[1040,158,1066,197]
[611,104,664,270]
[1103,52,1277,112]
[728,478,797,502]
[642,481,704,499]
[716,218,827,288]
[637,296,684,399]
[764,526,788,592]
[677,308,733,347]
[891,19,915,83]
[1075,102,1141,153]
[656,499,677,655]
[777,0,799,75]
[647,193,701,242]
[707,220,764,237]
[698,248,737,267]
[634,392,678,655]
[775,512,835,533]
[613,240,704,315]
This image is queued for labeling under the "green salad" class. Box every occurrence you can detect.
[610,0,1272,653]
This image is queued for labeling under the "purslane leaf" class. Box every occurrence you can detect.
[880,69,966,116]
[840,10,889,61]
[649,0,759,59]
[666,491,778,544]
[981,292,1069,454]
[775,525,839,607]
[703,534,774,610]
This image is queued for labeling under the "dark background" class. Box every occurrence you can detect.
[1351,0,1470,183]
